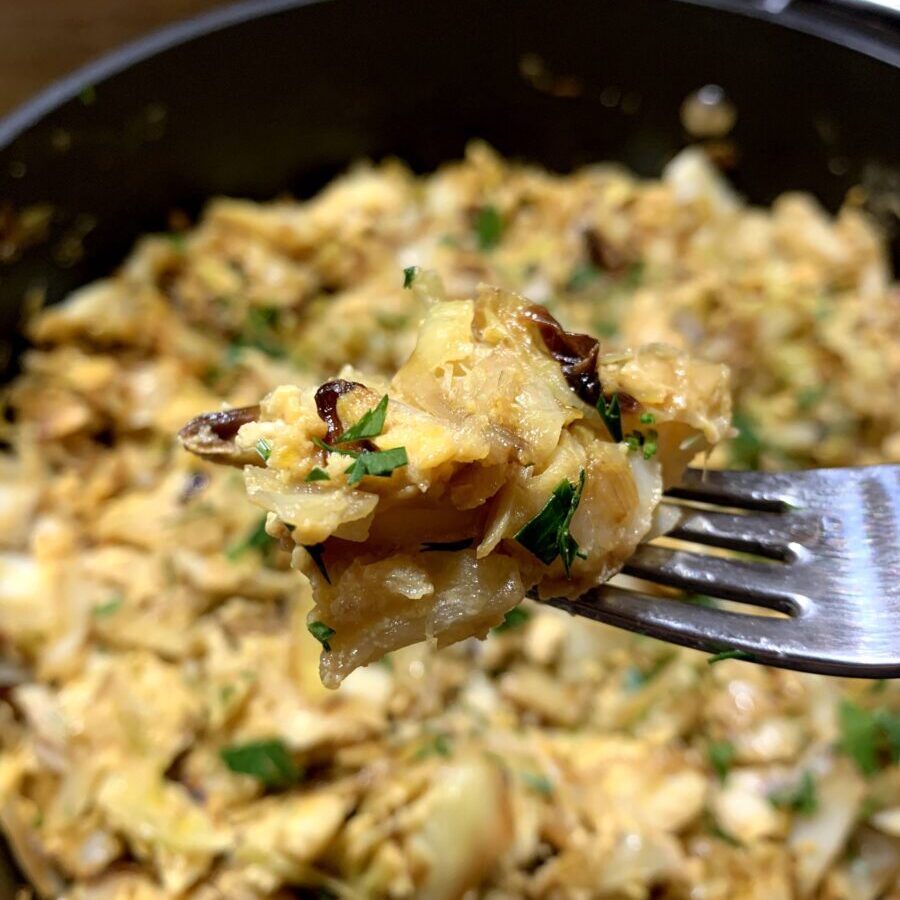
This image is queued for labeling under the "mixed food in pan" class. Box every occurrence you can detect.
[0,143,898,898]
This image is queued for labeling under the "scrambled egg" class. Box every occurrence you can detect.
[0,144,898,899]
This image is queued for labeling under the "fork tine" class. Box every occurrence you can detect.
[666,468,794,511]
[621,544,806,614]
[539,585,898,678]
[666,507,795,560]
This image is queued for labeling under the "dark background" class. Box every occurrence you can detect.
[0,0,226,115]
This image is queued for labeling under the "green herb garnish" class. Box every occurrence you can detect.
[78,85,97,106]
[706,813,743,847]
[796,385,826,411]
[475,205,503,251]
[220,739,300,789]
[308,620,336,651]
[416,734,453,759]
[839,700,900,776]
[226,517,273,560]
[305,467,331,482]
[708,648,754,665]
[303,544,331,583]
[255,438,272,462]
[729,412,764,470]
[597,394,623,443]
[493,606,532,633]
[335,394,389,444]
[402,266,418,288]
[421,538,474,552]
[639,411,656,425]
[515,470,586,576]
[567,263,601,292]
[642,430,658,459]
[520,771,553,795]
[769,771,818,815]
[92,594,123,618]
[707,740,736,783]
[344,447,408,485]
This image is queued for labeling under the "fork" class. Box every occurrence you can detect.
[538,465,900,678]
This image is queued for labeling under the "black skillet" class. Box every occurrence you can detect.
[0,0,897,893]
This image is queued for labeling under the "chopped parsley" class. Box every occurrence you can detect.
[344,447,408,485]
[769,770,818,815]
[303,544,331,583]
[308,620,336,651]
[796,385,826,411]
[567,263,601,292]
[639,411,656,425]
[219,739,300,789]
[475,205,503,251]
[304,467,331,482]
[597,394,623,443]
[493,606,532,633]
[729,412,764,470]
[707,740,736,782]
[402,266,419,288]
[621,261,645,288]
[520,771,553,795]
[226,517,273,560]
[335,394,388,444]
[92,594,123,618]
[315,398,408,485]
[255,438,272,462]
[227,306,285,361]
[838,700,900,776]
[514,470,587,576]
[594,320,619,339]
[421,538,474,552]
[706,813,743,847]
[707,648,755,665]
[416,734,453,759]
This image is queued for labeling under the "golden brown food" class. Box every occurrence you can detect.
[0,144,898,899]
[183,282,730,686]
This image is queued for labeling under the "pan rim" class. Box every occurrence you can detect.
[0,0,897,156]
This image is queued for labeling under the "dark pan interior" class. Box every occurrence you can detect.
[0,0,897,893]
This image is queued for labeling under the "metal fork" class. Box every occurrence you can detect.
[539,465,900,678]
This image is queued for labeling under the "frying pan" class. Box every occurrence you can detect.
[0,0,897,894]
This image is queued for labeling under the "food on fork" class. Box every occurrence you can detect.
[182,275,730,686]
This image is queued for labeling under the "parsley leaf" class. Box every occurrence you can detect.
[597,394,623,443]
[493,606,532,633]
[520,771,553,795]
[839,700,900,775]
[304,467,331,482]
[708,648,754,665]
[403,266,418,288]
[475,205,503,251]
[336,395,389,444]
[567,263,601,292]
[344,447,408,485]
[421,538,474,552]
[303,544,330,583]
[707,740,736,783]
[729,412,764,470]
[769,770,818,815]
[255,438,272,462]
[640,411,656,425]
[226,517,273,560]
[415,734,453,759]
[308,620,336,651]
[220,739,300,789]
[92,594,123,618]
[514,470,586,576]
